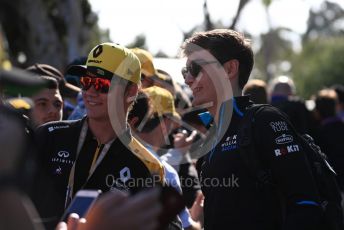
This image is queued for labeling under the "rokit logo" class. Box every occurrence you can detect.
[274,145,299,157]
[270,121,289,133]
[275,134,294,145]
[51,150,74,165]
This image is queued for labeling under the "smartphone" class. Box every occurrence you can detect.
[157,185,185,230]
[61,189,101,222]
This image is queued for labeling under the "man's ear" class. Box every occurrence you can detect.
[223,59,239,79]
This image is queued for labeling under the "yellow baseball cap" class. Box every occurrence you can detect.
[143,86,180,119]
[130,48,156,77]
[67,43,141,84]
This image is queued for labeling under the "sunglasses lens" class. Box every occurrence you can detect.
[80,77,92,90]
[190,62,201,77]
[182,61,202,79]
[80,76,110,93]
[96,78,110,93]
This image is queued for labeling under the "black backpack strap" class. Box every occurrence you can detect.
[238,104,273,187]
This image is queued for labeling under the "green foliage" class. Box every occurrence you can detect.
[303,1,344,43]
[262,0,272,7]
[125,34,147,50]
[292,37,344,99]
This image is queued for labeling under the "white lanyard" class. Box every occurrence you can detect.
[65,120,114,207]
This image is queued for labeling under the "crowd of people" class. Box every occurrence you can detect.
[0,28,344,230]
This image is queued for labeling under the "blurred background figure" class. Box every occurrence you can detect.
[332,84,344,121]
[312,88,344,192]
[130,48,158,88]
[156,69,192,115]
[243,79,268,104]
[269,75,311,133]
[67,91,86,120]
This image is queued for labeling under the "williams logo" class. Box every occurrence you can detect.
[275,134,293,145]
[221,135,238,152]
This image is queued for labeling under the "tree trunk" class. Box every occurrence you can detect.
[20,0,65,69]
[58,0,85,65]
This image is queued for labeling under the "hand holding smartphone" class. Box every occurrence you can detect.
[61,189,101,222]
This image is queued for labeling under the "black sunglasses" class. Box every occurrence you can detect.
[181,60,218,79]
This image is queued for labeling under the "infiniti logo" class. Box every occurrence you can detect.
[57,151,70,158]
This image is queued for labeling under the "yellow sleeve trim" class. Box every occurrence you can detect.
[128,137,165,184]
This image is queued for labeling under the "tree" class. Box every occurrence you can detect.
[303,1,344,43]
[255,28,294,81]
[230,0,250,29]
[0,0,102,70]
[182,0,251,41]
[292,37,344,99]
[125,34,147,50]
[291,0,344,99]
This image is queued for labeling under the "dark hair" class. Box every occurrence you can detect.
[26,63,65,94]
[243,79,268,104]
[315,89,338,119]
[181,29,254,89]
[40,76,58,90]
[128,91,162,132]
[332,84,344,104]
[26,64,64,85]
[128,92,150,126]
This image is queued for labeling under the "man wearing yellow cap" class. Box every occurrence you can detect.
[32,43,165,228]
[128,86,202,230]
[130,48,157,88]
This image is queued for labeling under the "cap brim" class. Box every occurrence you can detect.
[0,68,48,96]
[65,65,87,77]
[60,65,84,98]
[154,72,168,81]
[60,82,81,98]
